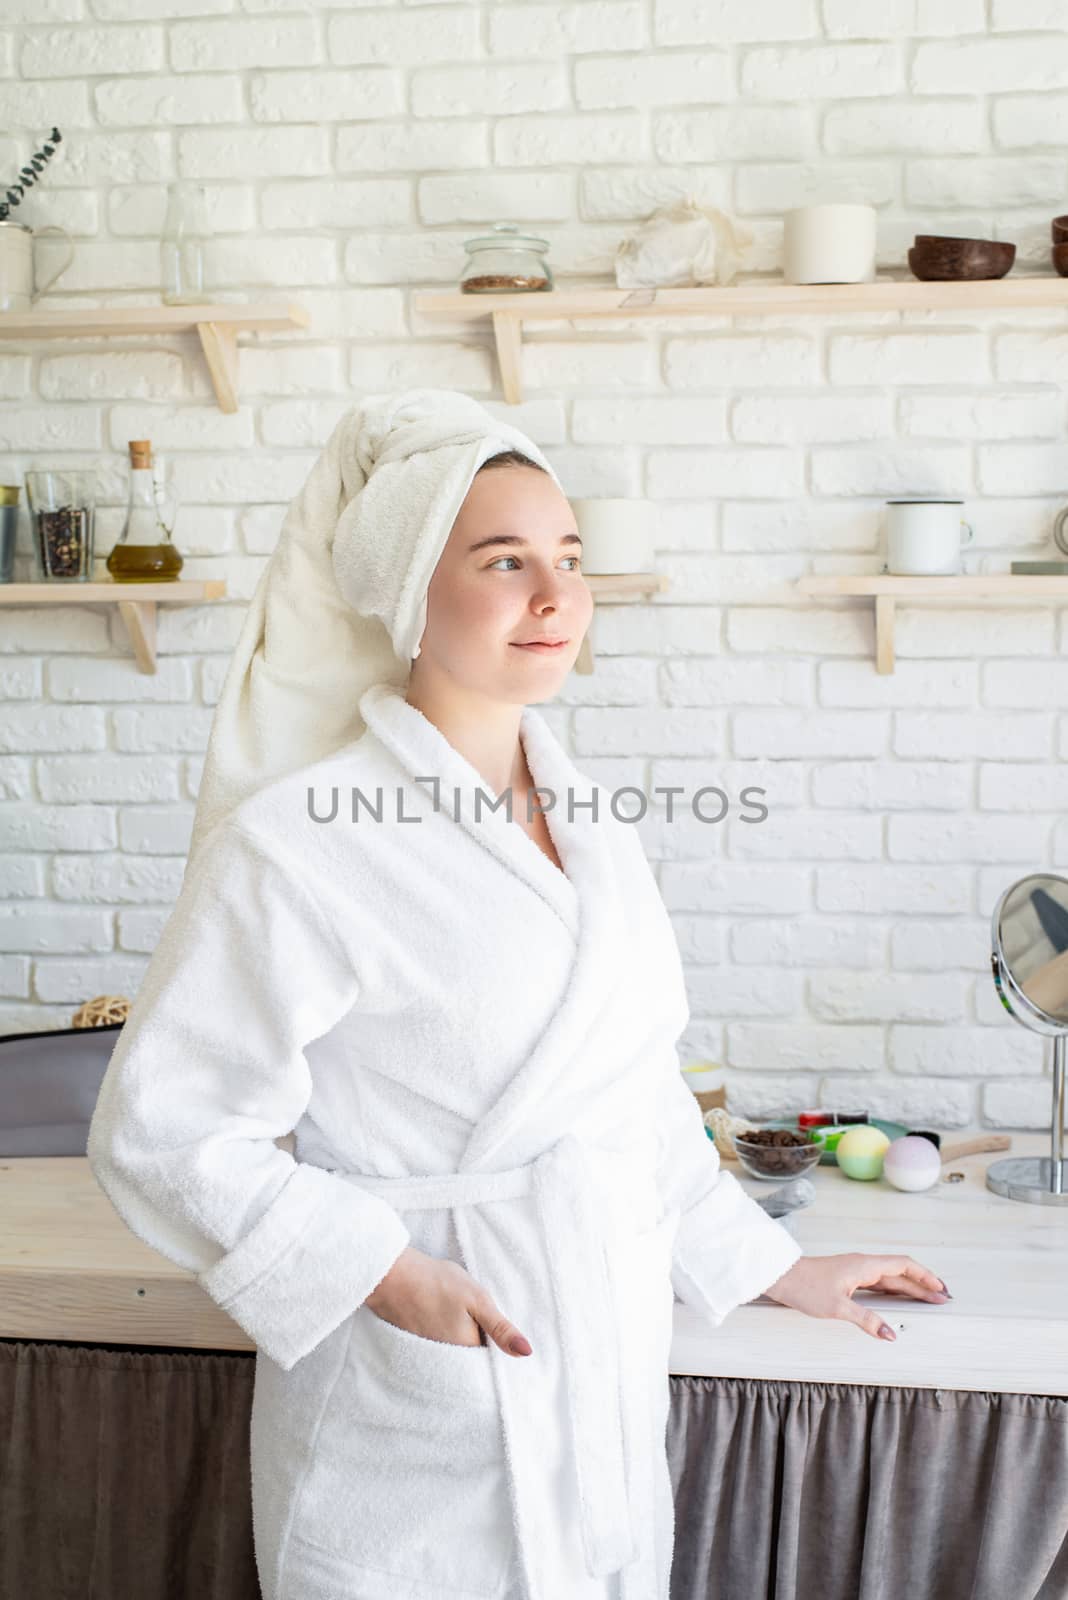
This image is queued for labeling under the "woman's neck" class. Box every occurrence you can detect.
[404,677,530,800]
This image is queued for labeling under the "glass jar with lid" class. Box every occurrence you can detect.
[459,222,553,294]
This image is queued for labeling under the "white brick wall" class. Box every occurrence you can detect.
[2,2,1065,1133]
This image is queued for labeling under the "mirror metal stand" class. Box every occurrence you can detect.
[985,1034,1067,1203]
[988,874,1068,1205]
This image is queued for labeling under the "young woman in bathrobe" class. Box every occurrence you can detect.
[88,447,949,1600]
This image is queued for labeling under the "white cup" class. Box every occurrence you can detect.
[783,203,877,285]
[571,498,655,574]
[884,500,974,575]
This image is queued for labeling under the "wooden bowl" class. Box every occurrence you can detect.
[1053,242,1068,276]
[1051,214,1068,242]
[908,235,1015,280]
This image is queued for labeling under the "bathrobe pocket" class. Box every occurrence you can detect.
[360,1304,500,1402]
[286,1304,516,1597]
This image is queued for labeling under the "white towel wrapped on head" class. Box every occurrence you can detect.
[188,387,562,871]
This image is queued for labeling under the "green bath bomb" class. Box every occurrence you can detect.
[835,1125,890,1181]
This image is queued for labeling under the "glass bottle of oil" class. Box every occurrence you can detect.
[106,439,183,581]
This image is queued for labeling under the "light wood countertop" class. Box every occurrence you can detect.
[671,1131,1067,1396]
[2,1133,1064,1394]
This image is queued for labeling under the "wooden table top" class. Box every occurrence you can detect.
[2,1132,1064,1394]
[671,1131,1068,1395]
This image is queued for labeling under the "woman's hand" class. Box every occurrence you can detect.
[760,1252,950,1341]
[364,1245,533,1357]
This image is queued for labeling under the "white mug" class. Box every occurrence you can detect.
[783,203,877,285]
[884,500,974,575]
[571,498,655,574]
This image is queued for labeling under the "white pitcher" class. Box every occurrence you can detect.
[0,220,74,312]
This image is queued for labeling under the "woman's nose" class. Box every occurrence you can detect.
[529,568,569,608]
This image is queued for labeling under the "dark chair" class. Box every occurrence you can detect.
[0,1021,124,1156]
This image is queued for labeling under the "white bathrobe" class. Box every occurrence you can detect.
[87,679,803,1600]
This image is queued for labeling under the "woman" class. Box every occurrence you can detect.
[88,390,948,1600]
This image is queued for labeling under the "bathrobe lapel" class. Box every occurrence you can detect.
[358,681,629,1173]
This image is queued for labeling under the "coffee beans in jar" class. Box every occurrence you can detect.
[25,470,97,582]
[459,223,554,294]
[36,504,90,578]
[461,273,551,293]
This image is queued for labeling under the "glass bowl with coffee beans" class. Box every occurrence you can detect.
[732,1126,824,1182]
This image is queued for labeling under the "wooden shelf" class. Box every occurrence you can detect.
[0,571,662,676]
[585,572,667,601]
[413,276,1068,402]
[798,573,1068,674]
[0,302,309,413]
[0,578,228,674]
[576,571,668,674]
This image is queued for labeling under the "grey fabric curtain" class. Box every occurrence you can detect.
[0,1339,260,1600]
[667,1374,1068,1600]
[3,1340,1067,1600]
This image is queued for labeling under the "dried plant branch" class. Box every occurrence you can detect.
[0,128,63,224]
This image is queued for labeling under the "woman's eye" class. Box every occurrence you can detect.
[487,555,582,571]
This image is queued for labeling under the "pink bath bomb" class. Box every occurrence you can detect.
[882,1135,942,1192]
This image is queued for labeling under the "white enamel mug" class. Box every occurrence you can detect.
[883,500,974,575]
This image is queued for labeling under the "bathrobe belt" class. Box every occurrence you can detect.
[336,1131,641,1580]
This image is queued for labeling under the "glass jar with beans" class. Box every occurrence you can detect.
[459,222,553,293]
[25,468,97,580]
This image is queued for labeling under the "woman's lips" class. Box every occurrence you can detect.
[512,640,569,653]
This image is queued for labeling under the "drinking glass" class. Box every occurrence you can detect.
[25,468,97,580]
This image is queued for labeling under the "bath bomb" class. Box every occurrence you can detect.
[835,1124,890,1181]
[882,1134,942,1192]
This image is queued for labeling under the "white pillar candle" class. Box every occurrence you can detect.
[783,203,877,285]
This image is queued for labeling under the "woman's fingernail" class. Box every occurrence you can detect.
[878,1323,896,1341]
[940,1281,951,1295]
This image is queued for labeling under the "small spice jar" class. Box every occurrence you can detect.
[460,222,553,294]
[25,468,97,581]
[0,485,19,583]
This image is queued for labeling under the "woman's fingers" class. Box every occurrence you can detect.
[471,1291,532,1357]
[850,1254,946,1295]
[861,1273,950,1302]
[836,1255,952,1340]
[836,1295,897,1342]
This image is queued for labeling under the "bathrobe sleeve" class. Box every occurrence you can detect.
[653,1048,804,1323]
[86,816,412,1372]
[615,819,803,1321]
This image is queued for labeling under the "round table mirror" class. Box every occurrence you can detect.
[989,872,1068,1203]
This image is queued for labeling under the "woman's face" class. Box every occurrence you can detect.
[413,465,594,703]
